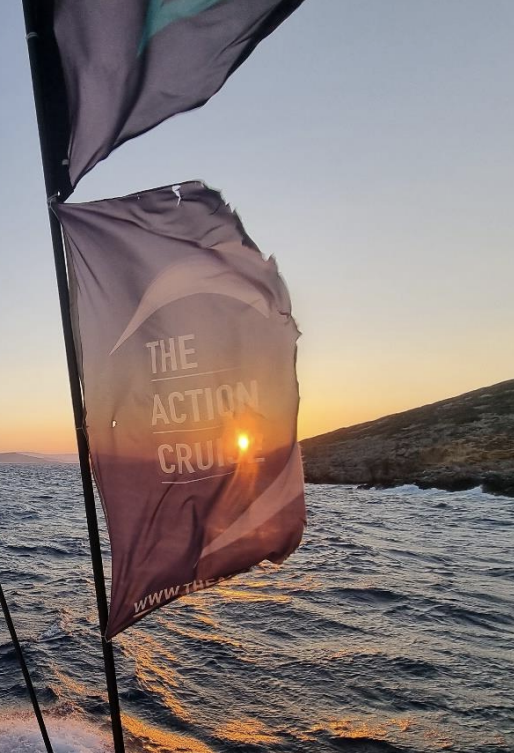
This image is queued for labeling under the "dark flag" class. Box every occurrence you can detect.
[52,0,305,187]
[55,182,305,638]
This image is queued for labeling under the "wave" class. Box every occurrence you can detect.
[0,712,111,753]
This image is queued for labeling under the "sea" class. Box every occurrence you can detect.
[0,465,512,753]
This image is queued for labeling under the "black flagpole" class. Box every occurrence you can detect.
[0,583,54,753]
[20,2,125,751]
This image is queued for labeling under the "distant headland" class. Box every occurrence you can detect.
[301,379,514,497]
[0,453,79,465]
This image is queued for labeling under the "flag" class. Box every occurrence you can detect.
[52,0,305,187]
[55,182,305,638]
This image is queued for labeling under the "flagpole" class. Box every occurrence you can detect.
[21,2,125,751]
[0,583,54,753]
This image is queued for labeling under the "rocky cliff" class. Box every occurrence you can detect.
[301,380,514,496]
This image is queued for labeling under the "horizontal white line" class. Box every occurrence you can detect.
[134,607,153,618]
[151,367,236,383]
[161,470,236,485]
[153,425,222,434]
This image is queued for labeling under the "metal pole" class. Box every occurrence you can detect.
[0,583,54,753]
[20,2,125,751]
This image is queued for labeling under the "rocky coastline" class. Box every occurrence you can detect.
[301,380,514,498]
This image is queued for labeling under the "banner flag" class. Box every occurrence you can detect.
[55,182,305,638]
[53,0,305,187]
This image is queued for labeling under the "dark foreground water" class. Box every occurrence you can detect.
[0,465,512,753]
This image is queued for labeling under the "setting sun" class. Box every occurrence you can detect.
[237,433,250,452]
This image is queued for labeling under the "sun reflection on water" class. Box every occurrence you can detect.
[154,613,243,650]
[122,713,214,753]
[118,632,191,723]
[215,718,282,745]
[215,586,291,603]
[306,715,416,743]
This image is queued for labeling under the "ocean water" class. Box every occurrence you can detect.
[0,466,512,753]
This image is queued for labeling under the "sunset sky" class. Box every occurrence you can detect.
[1,0,514,453]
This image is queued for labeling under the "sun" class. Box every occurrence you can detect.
[237,433,250,452]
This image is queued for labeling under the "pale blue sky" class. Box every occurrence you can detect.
[1,1,513,450]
